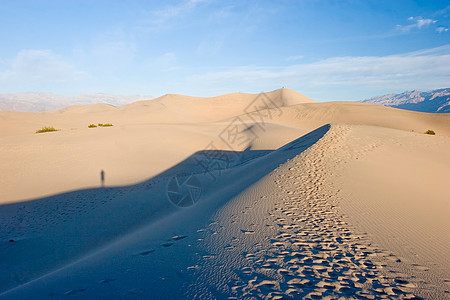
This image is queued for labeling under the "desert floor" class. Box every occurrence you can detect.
[0,89,449,299]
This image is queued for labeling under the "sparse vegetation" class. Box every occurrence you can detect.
[424,130,435,135]
[87,123,113,128]
[35,126,59,133]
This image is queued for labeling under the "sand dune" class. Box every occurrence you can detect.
[0,89,449,299]
[0,88,314,137]
[267,101,450,135]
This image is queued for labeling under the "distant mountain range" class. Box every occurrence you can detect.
[360,88,450,113]
[0,92,154,112]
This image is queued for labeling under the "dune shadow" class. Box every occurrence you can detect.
[0,124,330,293]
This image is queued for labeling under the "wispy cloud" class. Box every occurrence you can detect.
[149,52,180,72]
[72,25,137,76]
[285,55,304,61]
[197,37,225,56]
[91,40,136,67]
[435,5,450,16]
[436,27,449,33]
[189,45,450,99]
[0,50,87,86]
[140,0,210,31]
[396,16,437,32]
[206,5,234,23]
[90,27,137,69]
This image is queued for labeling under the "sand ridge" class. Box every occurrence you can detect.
[187,125,444,299]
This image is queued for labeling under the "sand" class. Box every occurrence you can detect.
[0,88,449,299]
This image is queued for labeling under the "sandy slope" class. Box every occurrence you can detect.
[186,124,450,299]
[0,88,449,299]
[268,101,450,135]
[334,126,450,295]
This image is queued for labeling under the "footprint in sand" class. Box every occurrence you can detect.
[241,267,253,275]
[123,288,142,296]
[138,249,155,256]
[187,265,199,271]
[395,278,416,288]
[412,263,430,271]
[99,278,116,284]
[171,235,187,241]
[65,288,86,295]
[244,253,256,260]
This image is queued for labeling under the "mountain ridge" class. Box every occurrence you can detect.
[0,92,154,112]
[360,88,450,113]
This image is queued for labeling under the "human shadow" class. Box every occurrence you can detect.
[100,170,105,187]
[0,124,330,294]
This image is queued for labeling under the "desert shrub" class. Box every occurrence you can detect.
[98,123,113,127]
[424,130,435,135]
[35,126,59,133]
[88,124,97,128]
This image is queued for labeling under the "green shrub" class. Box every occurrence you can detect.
[35,126,59,133]
[98,123,113,127]
[424,130,435,135]
[88,124,97,128]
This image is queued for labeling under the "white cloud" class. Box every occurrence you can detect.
[189,45,450,99]
[436,27,449,33]
[396,16,437,32]
[0,50,87,86]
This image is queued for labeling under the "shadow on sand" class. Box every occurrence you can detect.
[0,124,330,294]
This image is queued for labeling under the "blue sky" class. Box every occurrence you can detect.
[0,0,449,101]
